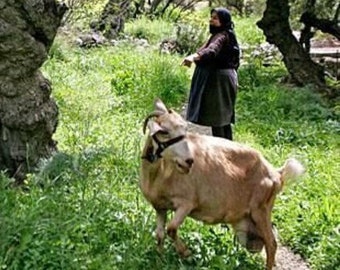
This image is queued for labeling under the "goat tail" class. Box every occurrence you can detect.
[278,158,305,185]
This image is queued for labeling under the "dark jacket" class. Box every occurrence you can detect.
[186,31,238,127]
[197,31,239,70]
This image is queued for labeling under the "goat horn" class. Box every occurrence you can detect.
[143,110,164,134]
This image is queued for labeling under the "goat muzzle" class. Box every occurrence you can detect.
[175,157,194,174]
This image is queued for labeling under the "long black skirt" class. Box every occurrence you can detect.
[186,66,237,127]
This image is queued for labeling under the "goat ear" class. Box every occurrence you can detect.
[148,121,164,136]
[154,98,168,114]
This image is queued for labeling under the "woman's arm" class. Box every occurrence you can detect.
[197,33,228,61]
[181,53,201,67]
[181,32,228,67]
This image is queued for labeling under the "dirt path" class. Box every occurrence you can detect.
[180,104,311,270]
[273,245,310,270]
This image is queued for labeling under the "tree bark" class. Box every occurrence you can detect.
[90,0,131,39]
[257,0,327,89]
[298,0,316,53]
[300,11,340,40]
[0,0,67,183]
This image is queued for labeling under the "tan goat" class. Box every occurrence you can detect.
[140,98,305,270]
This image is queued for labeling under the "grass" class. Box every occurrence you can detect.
[0,15,339,270]
[125,16,176,44]
[236,66,340,270]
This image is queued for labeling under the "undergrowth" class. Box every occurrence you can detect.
[0,15,339,270]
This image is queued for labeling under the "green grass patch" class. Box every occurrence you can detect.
[125,16,176,44]
[1,18,339,270]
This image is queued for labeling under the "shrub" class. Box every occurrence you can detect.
[1,14,339,270]
[125,16,175,45]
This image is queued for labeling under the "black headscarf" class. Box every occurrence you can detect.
[209,7,240,70]
[209,7,233,34]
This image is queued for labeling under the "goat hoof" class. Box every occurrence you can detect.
[178,247,191,258]
[156,245,164,254]
[157,237,164,248]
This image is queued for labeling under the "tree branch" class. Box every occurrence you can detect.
[300,12,340,40]
[334,3,340,22]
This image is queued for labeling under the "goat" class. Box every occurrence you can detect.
[139,98,305,270]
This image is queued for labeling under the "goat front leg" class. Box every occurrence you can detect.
[167,204,193,258]
[155,209,167,253]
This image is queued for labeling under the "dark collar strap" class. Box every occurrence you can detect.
[153,134,185,158]
[141,134,185,163]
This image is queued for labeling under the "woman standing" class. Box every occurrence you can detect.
[182,7,240,140]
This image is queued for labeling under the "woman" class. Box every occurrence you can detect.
[182,7,240,140]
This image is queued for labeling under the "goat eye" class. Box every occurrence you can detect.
[168,109,173,113]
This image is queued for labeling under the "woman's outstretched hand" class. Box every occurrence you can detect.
[181,53,200,67]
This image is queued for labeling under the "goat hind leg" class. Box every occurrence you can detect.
[167,205,192,257]
[251,209,277,270]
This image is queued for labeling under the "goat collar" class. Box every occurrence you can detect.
[142,134,185,163]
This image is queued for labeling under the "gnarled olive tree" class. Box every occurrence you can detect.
[257,0,339,98]
[0,0,67,183]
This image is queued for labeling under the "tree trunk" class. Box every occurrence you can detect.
[90,0,131,39]
[257,0,327,89]
[0,0,67,183]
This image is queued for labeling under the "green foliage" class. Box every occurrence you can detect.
[174,22,207,54]
[238,60,284,89]
[159,5,190,22]
[125,11,265,56]
[243,0,267,17]
[273,148,340,270]
[125,14,207,55]
[233,16,265,46]
[125,16,175,45]
[238,64,338,148]
[49,40,67,61]
[1,15,339,270]
[60,0,107,28]
[109,47,188,111]
[289,0,339,30]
